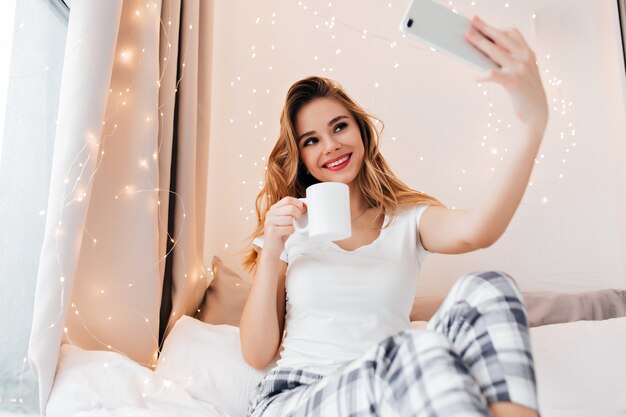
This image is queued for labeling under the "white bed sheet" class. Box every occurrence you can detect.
[46,344,232,417]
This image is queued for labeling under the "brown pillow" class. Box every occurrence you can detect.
[195,256,252,326]
[411,290,626,327]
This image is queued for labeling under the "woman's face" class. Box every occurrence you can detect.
[295,97,364,186]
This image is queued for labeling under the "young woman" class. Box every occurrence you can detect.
[240,16,547,417]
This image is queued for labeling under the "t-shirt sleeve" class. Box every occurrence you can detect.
[252,236,288,263]
[414,204,433,256]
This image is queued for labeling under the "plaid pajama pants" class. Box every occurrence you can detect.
[247,271,540,417]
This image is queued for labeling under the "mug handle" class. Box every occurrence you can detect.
[293,198,308,233]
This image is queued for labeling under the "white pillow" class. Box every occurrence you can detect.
[530,317,626,415]
[156,315,271,417]
[48,344,230,417]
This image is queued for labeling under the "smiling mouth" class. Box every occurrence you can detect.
[323,153,352,170]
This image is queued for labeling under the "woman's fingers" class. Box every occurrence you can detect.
[468,18,547,128]
[266,203,306,231]
[273,196,306,211]
[465,16,538,70]
[271,204,305,219]
[272,214,300,227]
[467,17,534,84]
[267,223,295,238]
[465,27,511,68]
[504,27,529,51]
[469,16,520,53]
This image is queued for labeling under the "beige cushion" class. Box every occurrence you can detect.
[523,289,626,327]
[195,256,252,326]
[411,290,626,326]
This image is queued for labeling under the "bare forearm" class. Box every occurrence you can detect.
[240,251,282,369]
[468,125,545,247]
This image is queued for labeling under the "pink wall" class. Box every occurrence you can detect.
[205,0,626,295]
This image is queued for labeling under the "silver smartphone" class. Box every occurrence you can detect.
[399,0,498,72]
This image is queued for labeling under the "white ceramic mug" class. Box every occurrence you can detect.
[293,182,351,241]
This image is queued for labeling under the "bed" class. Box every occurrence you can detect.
[41,314,626,417]
[28,258,626,416]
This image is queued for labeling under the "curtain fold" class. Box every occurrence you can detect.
[161,0,212,339]
[28,0,213,413]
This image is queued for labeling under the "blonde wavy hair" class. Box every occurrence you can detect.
[242,76,444,272]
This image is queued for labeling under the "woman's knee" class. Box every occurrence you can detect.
[391,330,475,378]
[456,270,522,298]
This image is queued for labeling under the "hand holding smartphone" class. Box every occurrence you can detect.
[399,0,498,72]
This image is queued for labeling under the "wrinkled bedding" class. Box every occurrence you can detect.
[46,345,232,417]
[45,316,626,417]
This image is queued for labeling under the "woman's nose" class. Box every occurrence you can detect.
[322,137,341,153]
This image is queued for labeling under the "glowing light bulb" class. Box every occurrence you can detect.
[120,49,133,63]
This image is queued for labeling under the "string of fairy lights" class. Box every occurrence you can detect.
[7,1,207,408]
[7,0,578,408]
[49,2,193,365]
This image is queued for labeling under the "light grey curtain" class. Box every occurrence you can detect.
[0,0,67,412]
[27,0,213,413]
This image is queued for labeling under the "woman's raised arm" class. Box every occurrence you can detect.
[413,18,549,253]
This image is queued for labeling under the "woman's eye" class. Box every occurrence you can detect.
[334,122,347,133]
[303,137,318,147]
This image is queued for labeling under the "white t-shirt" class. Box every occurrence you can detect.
[252,204,431,376]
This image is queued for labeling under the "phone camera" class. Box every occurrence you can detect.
[407,18,413,28]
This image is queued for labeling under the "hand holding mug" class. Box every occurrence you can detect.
[263,197,306,254]
[263,182,352,257]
